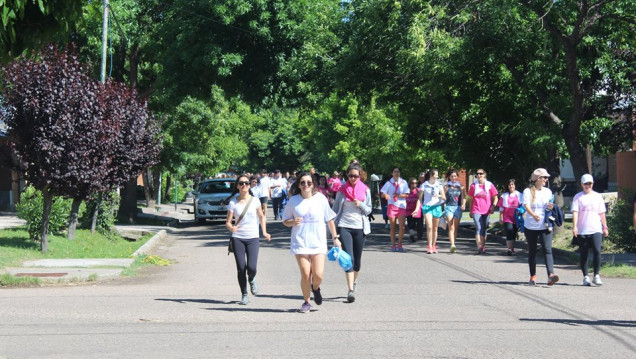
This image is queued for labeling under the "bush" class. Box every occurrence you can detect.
[16,186,72,241]
[80,191,120,234]
[606,193,636,252]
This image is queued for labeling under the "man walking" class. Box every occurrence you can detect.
[258,169,271,217]
[270,169,288,220]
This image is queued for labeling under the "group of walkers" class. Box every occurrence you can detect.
[224,163,610,312]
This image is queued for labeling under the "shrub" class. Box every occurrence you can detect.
[80,191,120,234]
[16,186,72,241]
[606,193,636,252]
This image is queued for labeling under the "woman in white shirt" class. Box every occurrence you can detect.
[225,175,271,305]
[413,168,446,253]
[282,172,339,313]
[380,167,409,252]
[523,168,559,286]
[572,174,609,286]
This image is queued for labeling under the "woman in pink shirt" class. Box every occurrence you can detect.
[498,179,522,256]
[468,169,499,254]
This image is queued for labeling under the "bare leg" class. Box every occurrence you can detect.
[447,214,456,247]
[310,254,325,291]
[397,215,406,245]
[431,217,440,247]
[425,213,434,248]
[295,255,312,302]
[389,217,397,245]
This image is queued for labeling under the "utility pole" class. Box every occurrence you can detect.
[100,0,109,83]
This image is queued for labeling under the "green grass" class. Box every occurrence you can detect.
[0,273,41,287]
[0,227,153,267]
[600,263,636,278]
[121,254,171,276]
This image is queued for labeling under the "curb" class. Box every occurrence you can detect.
[132,229,167,257]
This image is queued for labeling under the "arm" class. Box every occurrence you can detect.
[572,211,579,237]
[225,209,237,233]
[600,213,609,238]
[461,186,467,210]
[332,192,344,214]
[257,203,271,241]
[412,189,424,216]
[490,195,499,214]
[524,203,540,222]
[327,219,341,248]
[357,189,373,215]
[438,185,446,202]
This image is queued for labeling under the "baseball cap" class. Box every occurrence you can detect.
[530,168,550,181]
[580,174,594,184]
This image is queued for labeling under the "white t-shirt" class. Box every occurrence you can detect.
[522,187,553,230]
[282,192,336,255]
[270,177,288,198]
[571,191,606,235]
[420,180,444,206]
[227,196,262,239]
[250,185,262,199]
[257,176,271,198]
[381,177,409,209]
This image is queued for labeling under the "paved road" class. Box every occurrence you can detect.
[1,220,635,358]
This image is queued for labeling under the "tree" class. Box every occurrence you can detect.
[0,0,83,61]
[0,44,160,250]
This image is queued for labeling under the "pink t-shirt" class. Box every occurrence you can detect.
[468,181,498,215]
[327,178,341,194]
[499,191,522,223]
[571,191,606,235]
[405,188,419,212]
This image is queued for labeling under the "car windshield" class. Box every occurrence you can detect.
[199,181,233,194]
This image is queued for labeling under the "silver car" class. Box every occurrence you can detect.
[193,179,235,224]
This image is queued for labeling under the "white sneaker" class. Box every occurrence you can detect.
[593,274,603,286]
[582,276,591,286]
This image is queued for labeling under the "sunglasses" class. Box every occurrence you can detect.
[348,174,360,178]
[237,181,250,186]
[476,172,484,176]
[583,182,593,186]
[300,181,313,186]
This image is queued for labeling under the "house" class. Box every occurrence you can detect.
[0,120,23,211]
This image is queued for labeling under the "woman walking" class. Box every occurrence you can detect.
[414,169,446,253]
[380,167,409,252]
[468,168,498,254]
[225,175,271,305]
[405,178,421,243]
[282,172,339,313]
[523,168,559,286]
[572,174,608,286]
[444,169,466,253]
[499,179,523,256]
[332,163,373,303]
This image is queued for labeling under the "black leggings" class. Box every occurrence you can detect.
[524,228,555,277]
[338,227,365,273]
[231,237,260,295]
[579,232,602,276]
[272,197,284,218]
[503,222,518,242]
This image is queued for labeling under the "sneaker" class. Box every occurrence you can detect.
[353,281,358,293]
[347,290,356,303]
[427,245,433,254]
[507,249,513,256]
[547,273,559,286]
[583,276,591,286]
[476,247,482,255]
[312,286,323,305]
[397,244,404,252]
[450,245,457,253]
[433,245,438,253]
[249,280,259,296]
[593,274,603,286]
[239,294,249,305]
[299,301,311,313]
[391,244,397,252]
[384,223,390,229]
[529,275,537,286]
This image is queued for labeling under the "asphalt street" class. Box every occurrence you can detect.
[1,219,635,358]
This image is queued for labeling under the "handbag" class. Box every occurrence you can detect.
[228,196,254,255]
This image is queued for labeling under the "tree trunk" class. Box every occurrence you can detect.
[118,178,139,224]
[90,193,102,234]
[40,185,53,253]
[142,168,153,207]
[153,168,162,205]
[164,174,172,202]
[546,148,564,235]
[67,197,82,240]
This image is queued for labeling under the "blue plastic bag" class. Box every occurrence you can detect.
[327,247,353,271]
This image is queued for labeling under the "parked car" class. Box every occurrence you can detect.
[193,179,235,224]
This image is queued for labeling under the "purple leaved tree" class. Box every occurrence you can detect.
[0,44,160,251]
